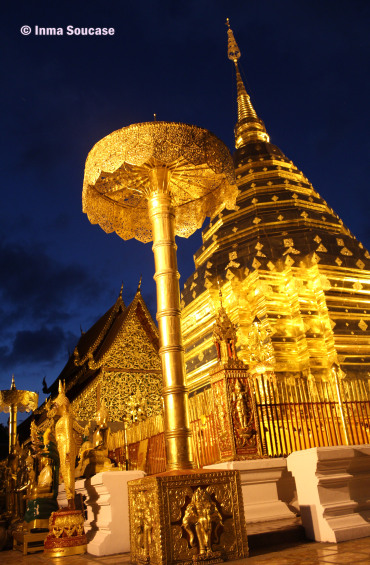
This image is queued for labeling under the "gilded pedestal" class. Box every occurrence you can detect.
[44,508,87,557]
[128,470,248,565]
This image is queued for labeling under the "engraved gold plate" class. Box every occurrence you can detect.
[128,470,248,565]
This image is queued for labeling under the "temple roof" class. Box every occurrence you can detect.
[45,287,159,401]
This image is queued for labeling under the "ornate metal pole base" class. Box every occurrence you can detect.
[128,470,248,565]
[43,509,87,557]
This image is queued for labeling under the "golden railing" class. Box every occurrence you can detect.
[252,374,370,457]
[107,376,370,470]
[108,414,167,473]
[188,388,220,467]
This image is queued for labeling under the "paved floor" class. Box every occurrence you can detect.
[3,536,370,565]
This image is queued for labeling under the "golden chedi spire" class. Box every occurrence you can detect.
[226,19,269,147]
[180,22,370,403]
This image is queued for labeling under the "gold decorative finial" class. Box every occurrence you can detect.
[137,274,142,293]
[153,113,157,121]
[226,21,269,147]
[226,20,241,63]
[11,374,16,390]
[119,281,124,298]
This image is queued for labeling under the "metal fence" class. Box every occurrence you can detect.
[109,375,370,470]
[252,375,370,457]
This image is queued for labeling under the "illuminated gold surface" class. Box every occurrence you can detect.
[44,508,87,557]
[0,376,38,453]
[83,121,238,471]
[76,400,117,478]
[226,19,269,146]
[179,22,370,460]
[83,122,237,243]
[69,302,163,423]
[128,470,248,565]
[182,487,223,558]
[53,381,83,505]
[148,190,193,470]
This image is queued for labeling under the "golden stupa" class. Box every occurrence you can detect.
[180,21,370,457]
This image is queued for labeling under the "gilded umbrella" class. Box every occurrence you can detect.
[0,375,38,453]
[83,121,238,470]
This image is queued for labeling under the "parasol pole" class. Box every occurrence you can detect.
[148,175,194,470]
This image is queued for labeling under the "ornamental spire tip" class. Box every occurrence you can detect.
[226,21,269,147]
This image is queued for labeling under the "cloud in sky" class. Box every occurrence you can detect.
[0,325,77,370]
[0,237,104,375]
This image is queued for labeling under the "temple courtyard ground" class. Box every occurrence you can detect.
[3,535,370,564]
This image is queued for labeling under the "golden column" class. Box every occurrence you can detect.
[0,375,38,453]
[83,122,248,564]
[148,184,193,470]
[82,122,238,471]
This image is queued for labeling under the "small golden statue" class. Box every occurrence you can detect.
[37,454,54,493]
[232,380,250,430]
[182,487,223,560]
[75,400,116,479]
[133,490,155,562]
[231,380,257,449]
[53,380,81,508]
[16,451,37,498]
[44,380,87,557]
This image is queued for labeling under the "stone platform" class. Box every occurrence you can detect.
[205,457,299,525]
[54,446,370,556]
[58,470,145,556]
[287,445,370,543]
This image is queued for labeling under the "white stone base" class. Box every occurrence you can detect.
[58,470,145,555]
[205,459,298,524]
[287,446,370,543]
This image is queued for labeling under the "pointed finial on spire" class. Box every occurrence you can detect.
[119,281,124,298]
[226,19,241,63]
[153,113,157,121]
[226,21,269,147]
[137,274,142,293]
[11,374,16,390]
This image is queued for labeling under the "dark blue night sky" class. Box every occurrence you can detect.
[1,1,369,424]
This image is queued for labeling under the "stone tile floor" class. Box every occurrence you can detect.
[3,536,370,565]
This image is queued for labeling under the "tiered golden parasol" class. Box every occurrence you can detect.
[83,121,238,471]
[0,375,38,453]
